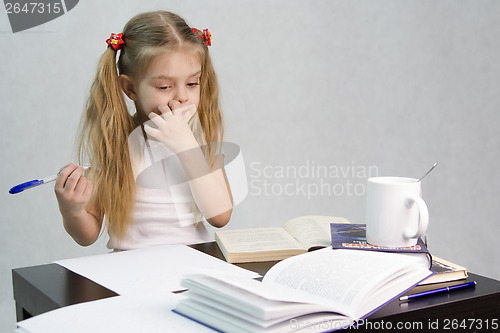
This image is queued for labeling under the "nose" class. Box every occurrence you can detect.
[173,86,188,105]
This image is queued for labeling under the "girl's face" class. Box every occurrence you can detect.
[132,49,201,122]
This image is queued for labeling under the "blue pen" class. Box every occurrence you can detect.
[9,166,90,194]
[400,281,477,301]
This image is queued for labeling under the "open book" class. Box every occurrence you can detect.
[174,248,433,332]
[215,215,349,263]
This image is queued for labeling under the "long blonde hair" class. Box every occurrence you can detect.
[78,11,223,241]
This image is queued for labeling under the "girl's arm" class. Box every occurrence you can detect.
[54,164,104,246]
[206,153,233,226]
[176,149,233,227]
[144,106,233,227]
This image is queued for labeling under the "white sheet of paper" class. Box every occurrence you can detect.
[17,292,211,333]
[55,244,260,295]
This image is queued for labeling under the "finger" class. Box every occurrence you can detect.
[55,163,78,189]
[73,174,89,196]
[64,166,84,191]
[77,176,93,201]
[143,124,162,140]
[148,112,167,127]
[168,100,181,111]
[182,105,197,121]
[172,104,196,122]
[58,163,71,174]
[158,104,173,117]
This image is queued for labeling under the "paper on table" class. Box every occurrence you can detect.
[17,292,212,333]
[55,244,260,295]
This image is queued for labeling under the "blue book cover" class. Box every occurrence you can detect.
[330,223,432,267]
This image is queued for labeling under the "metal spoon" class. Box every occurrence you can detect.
[417,162,438,182]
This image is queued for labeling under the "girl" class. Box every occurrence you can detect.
[55,11,232,250]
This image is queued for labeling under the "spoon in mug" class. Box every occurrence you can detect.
[417,162,438,182]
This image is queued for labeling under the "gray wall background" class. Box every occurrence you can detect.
[1,0,499,330]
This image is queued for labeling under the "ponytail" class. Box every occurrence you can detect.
[77,47,136,241]
[77,10,225,243]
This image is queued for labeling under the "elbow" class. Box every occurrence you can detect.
[206,208,232,228]
[74,237,97,247]
[63,223,99,247]
[62,210,102,247]
[69,231,99,247]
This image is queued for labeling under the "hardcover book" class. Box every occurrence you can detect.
[421,256,468,285]
[215,216,350,263]
[330,223,431,257]
[330,223,467,283]
[174,248,433,332]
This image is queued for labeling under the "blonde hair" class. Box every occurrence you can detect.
[78,11,223,241]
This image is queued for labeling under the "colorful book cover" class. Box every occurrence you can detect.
[330,223,432,266]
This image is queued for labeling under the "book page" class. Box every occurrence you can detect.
[262,248,431,319]
[283,216,350,250]
[177,274,352,332]
[216,228,304,252]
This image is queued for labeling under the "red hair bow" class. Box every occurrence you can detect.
[192,28,212,46]
[106,33,125,51]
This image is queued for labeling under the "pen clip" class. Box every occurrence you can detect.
[9,179,43,194]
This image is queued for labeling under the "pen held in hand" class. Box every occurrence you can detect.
[400,281,476,301]
[9,166,90,194]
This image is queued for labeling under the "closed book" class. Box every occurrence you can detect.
[330,223,432,268]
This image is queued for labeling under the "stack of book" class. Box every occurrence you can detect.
[214,217,467,285]
[329,223,468,285]
[174,217,468,332]
[174,248,433,332]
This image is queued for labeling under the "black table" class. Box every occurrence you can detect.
[12,242,500,332]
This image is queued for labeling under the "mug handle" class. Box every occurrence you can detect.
[403,195,429,239]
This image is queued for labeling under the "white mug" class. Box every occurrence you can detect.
[366,177,429,247]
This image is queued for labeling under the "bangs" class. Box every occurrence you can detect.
[122,43,204,82]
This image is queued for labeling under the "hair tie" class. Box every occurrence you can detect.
[106,33,125,51]
[192,28,212,46]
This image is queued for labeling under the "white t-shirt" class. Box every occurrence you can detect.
[106,186,209,250]
[107,123,210,250]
